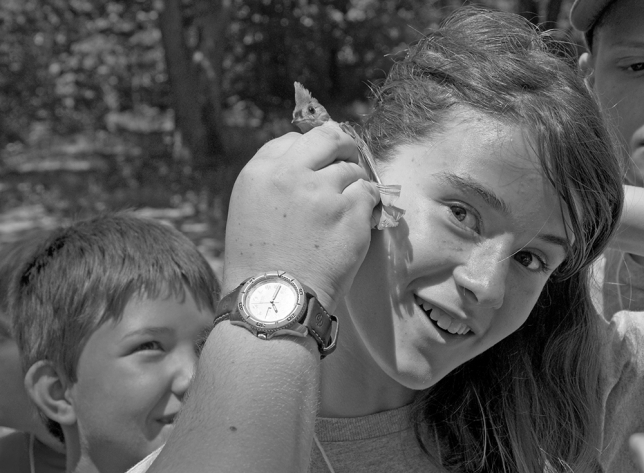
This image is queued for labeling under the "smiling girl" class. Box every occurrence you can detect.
[143,8,637,473]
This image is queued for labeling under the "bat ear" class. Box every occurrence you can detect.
[294,82,313,107]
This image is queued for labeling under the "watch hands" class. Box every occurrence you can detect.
[267,285,282,315]
[270,285,281,303]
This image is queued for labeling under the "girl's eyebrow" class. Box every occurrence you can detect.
[434,171,572,255]
[434,171,510,216]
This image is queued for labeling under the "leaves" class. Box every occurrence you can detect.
[0,0,575,232]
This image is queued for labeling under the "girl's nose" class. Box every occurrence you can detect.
[454,242,510,309]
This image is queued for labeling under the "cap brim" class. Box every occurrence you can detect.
[570,0,614,31]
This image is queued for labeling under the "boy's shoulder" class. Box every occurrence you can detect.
[0,430,30,473]
[0,431,66,473]
[126,446,163,473]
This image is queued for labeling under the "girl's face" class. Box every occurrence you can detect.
[347,113,571,390]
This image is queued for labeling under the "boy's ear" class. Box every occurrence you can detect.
[578,52,595,89]
[24,361,76,427]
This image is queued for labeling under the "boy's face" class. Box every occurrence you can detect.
[66,290,213,472]
[583,0,644,161]
[0,315,39,431]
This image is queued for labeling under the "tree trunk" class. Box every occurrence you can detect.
[543,0,565,31]
[194,0,230,165]
[158,0,209,167]
[517,0,541,26]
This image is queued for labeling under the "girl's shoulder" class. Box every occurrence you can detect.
[599,310,644,385]
[604,311,644,362]
[599,311,644,472]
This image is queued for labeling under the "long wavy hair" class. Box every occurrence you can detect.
[362,8,623,472]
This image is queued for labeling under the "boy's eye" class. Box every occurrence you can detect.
[513,251,549,273]
[135,340,163,352]
[449,204,479,232]
[629,62,644,72]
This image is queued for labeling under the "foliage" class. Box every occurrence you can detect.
[0,0,578,247]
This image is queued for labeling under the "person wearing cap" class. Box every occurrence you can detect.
[571,0,644,319]
[571,2,644,470]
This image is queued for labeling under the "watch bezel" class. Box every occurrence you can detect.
[238,271,307,334]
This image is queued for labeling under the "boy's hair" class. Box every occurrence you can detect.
[12,212,219,383]
[570,0,619,50]
[0,233,50,318]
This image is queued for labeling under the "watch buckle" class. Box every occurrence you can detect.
[319,315,339,359]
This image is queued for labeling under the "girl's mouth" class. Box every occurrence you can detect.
[415,296,471,335]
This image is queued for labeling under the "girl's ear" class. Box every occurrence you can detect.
[24,360,76,427]
[578,52,595,89]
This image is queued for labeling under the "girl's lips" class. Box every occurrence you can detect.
[414,295,472,335]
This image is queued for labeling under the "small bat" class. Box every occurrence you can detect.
[292,82,404,229]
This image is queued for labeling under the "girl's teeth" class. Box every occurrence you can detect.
[424,302,470,335]
[436,313,452,330]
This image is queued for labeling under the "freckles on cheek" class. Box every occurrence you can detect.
[504,278,541,318]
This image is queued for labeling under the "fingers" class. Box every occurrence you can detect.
[343,179,381,221]
[285,125,359,171]
[370,206,382,229]
[254,132,301,161]
[317,160,370,192]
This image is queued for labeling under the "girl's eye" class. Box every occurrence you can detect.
[514,251,549,273]
[135,341,163,352]
[629,62,644,72]
[449,205,479,232]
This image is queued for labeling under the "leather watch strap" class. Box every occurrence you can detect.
[300,295,338,359]
[212,277,338,359]
[212,282,243,325]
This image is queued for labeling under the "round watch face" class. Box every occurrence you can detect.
[239,271,306,329]
[246,279,298,322]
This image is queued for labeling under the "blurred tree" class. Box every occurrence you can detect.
[157,0,230,173]
[517,0,540,24]
[0,0,575,216]
[158,0,208,163]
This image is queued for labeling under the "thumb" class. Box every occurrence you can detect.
[343,179,381,222]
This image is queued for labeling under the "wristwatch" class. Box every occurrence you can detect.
[213,271,339,358]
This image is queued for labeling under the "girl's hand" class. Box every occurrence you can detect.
[223,126,380,312]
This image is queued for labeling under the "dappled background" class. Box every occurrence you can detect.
[0,0,580,278]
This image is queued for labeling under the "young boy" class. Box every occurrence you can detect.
[11,213,219,473]
[0,234,66,473]
[571,0,644,316]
